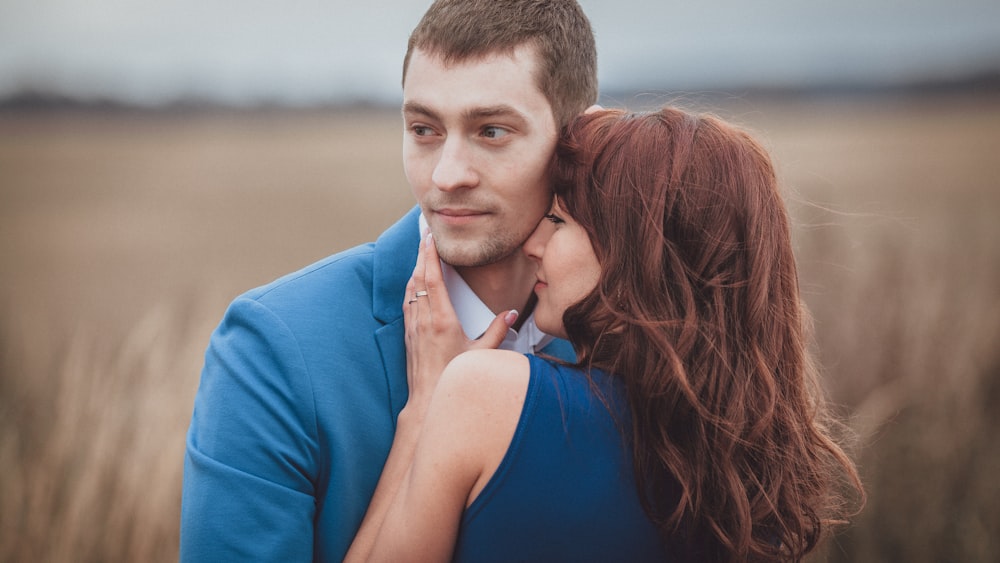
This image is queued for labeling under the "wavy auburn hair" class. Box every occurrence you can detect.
[553,107,863,561]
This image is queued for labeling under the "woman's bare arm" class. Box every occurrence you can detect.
[344,234,523,562]
[345,351,530,562]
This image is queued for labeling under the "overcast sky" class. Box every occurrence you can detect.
[1,0,998,106]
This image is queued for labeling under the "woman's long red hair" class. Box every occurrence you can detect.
[554,107,863,561]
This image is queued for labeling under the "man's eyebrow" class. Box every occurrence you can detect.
[463,105,526,123]
[402,101,438,120]
[402,102,528,126]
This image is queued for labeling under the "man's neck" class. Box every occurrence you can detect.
[453,252,537,316]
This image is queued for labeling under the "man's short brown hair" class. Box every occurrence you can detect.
[403,0,598,129]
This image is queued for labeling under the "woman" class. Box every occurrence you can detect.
[345,107,863,562]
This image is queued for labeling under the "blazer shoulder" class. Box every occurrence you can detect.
[228,207,421,326]
[247,243,375,300]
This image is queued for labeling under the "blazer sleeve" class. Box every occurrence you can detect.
[181,295,320,561]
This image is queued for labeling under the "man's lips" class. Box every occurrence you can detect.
[534,278,547,292]
[433,208,488,225]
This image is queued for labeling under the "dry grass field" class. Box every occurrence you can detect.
[1,92,999,561]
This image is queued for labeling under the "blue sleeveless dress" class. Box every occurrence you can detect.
[451,354,670,562]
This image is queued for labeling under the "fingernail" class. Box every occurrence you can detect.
[504,310,519,326]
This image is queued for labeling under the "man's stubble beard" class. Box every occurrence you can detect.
[435,230,523,269]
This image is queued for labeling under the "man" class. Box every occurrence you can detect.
[180,1,598,560]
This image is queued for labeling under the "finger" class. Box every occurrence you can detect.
[411,232,428,295]
[423,233,444,303]
[403,273,417,348]
[403,227,423,309]
[403,277,423,390]
[472,310,518,350]
[403,239,421,371]
[423,233,460,327]
[403,261,417,304]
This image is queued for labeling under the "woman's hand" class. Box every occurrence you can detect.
[402,233,518,415]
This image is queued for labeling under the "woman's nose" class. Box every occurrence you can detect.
[522,217,553,262]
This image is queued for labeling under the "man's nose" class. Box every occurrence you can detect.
[432,138,478,191]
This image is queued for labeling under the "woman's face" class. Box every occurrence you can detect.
[523,198,601,339]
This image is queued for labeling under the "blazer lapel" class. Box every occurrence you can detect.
[374,320,407,421]
[372,206,421,420]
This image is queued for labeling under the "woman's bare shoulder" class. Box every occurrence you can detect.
[432,350,531,420]
[429,350,533,505]
[441,350,529,395]
[449,349,528,375]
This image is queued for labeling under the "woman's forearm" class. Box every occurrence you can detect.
[343,407,423,563]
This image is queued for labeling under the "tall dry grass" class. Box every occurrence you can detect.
[1,108,412,562]
[760,93,1000,561]
[0,304,210,561]
[1,94,998,561]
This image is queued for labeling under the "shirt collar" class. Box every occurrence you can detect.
[419,214,554,354]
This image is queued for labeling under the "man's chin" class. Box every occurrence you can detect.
[435,238,513,269]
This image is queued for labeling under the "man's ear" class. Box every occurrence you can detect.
[584,104,604,114]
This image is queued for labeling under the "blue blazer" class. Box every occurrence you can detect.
[181,206,575,561]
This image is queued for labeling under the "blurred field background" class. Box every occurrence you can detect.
[1,89,999,561]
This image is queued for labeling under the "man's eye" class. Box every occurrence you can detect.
[411,125,434,136]
[482,126,510,139]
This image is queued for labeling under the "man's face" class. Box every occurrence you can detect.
[402,45,558,268]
